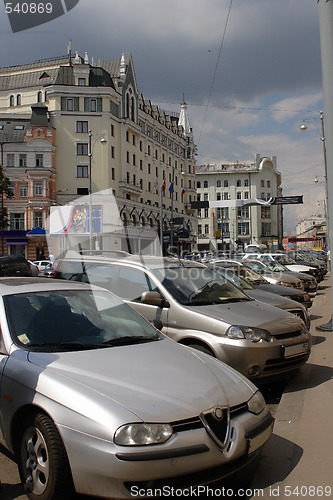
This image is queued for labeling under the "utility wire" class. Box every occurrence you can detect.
[197,0,234,147]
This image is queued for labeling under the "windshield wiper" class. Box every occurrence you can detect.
[102,336,159,347]
[27,342,105,351]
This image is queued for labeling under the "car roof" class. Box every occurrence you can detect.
[0,277,98,296]
[58,251,207,271]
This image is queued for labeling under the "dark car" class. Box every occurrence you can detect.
[211,260,313,309]
[0,255,32,277]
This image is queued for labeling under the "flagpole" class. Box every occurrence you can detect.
[170,168,175,255]
[160,186,163,252]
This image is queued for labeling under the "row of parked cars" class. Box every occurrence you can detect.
[0,248,325,499]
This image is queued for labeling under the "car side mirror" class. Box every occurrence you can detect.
[150,319,164,331]
[141,291,167,307]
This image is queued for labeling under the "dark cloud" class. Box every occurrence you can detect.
[0,0,324,232]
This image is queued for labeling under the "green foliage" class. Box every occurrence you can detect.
[0,165,13,231]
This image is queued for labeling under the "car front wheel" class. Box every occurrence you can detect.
[18,412,75,500]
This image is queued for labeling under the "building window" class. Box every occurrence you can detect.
[203,181,208,188]
[76,121,88,133]
[78,78,86,86]
[244,179,249,187]
[223,180,228,187]
[267,180,271,188]
[237,222,250,235]
[61,97,79,112]
[204,208,209,218]
[204,224,209,235]
[260,180,265,187]
[261,207,271,219]
[17,94,22,106]
[236,179,242,187]
[111,146,115,158]
[6,154,15,167]
[76,143,88,156]
[236,192,242,199]
[37,91,43,103]
[10,213,25,230]
[197,181,201,188]
[34,211,43,227]
[84,97,102,112]
[9,95,14,106]
[216,180,221,188]
[19,184,27,197]
[77,165,88,178]
[36,154,43,167]
[111,124,114,137]
[34,182,43,196]
[19,154,27,167]
[261,222,271,236]
[111,167,115,180]
[77,188,89,195]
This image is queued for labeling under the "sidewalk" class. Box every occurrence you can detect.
[252,273,333,499]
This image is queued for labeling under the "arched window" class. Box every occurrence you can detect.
[203,180,208,188]
[37,91,43,103]
[216,180,221,187]
[9,95,14,107]
[236,179,242,187]
[16,94,22,106]
[196,181,201,188]
[223,180,229,188]
[244,179,249,187]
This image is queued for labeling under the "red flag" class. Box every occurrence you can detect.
[181,188,185,197]
[161,179,166,192]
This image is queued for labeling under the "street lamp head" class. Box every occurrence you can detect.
[100,136,107,145]
[300,124,308,132]
[314,176,318,183]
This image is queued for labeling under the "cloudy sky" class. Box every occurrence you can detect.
[0,0,326,233]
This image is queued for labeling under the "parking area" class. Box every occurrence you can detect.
[0,274,332,500]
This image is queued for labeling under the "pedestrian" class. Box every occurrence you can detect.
[48,252,55,264]
[327,249,331,271]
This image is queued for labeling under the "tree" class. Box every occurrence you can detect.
[0,164,14,252]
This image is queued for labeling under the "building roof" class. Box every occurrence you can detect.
[0,54,116,91]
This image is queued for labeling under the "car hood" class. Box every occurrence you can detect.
[26,338,255,422]
[285,264,316,273]
[187,300,302,333]
[245,289,300,309]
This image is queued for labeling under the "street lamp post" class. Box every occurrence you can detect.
[88,129,107,251]
[300,112,329,250]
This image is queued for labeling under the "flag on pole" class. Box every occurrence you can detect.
[161,179,166,192]
[169,182,174,194]
[181,188,185,198]
[153,178,159,193]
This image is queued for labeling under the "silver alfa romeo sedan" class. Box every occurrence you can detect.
[0,278,273,500]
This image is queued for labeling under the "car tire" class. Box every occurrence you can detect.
[187,343,215,357]
[17,412,75,500]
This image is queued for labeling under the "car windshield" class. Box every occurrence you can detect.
[264,261,288,272]
[4,289,161,352]
[152,266,250,305]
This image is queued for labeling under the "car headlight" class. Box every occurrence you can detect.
[248,391,266,415]
[226,325,272,342]
[114,423,173,446]
[278,281,292,287]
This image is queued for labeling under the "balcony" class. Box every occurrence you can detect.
[119,181,143,196]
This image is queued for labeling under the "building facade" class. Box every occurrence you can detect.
[195,154,282,252]
[0,51,197,258]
